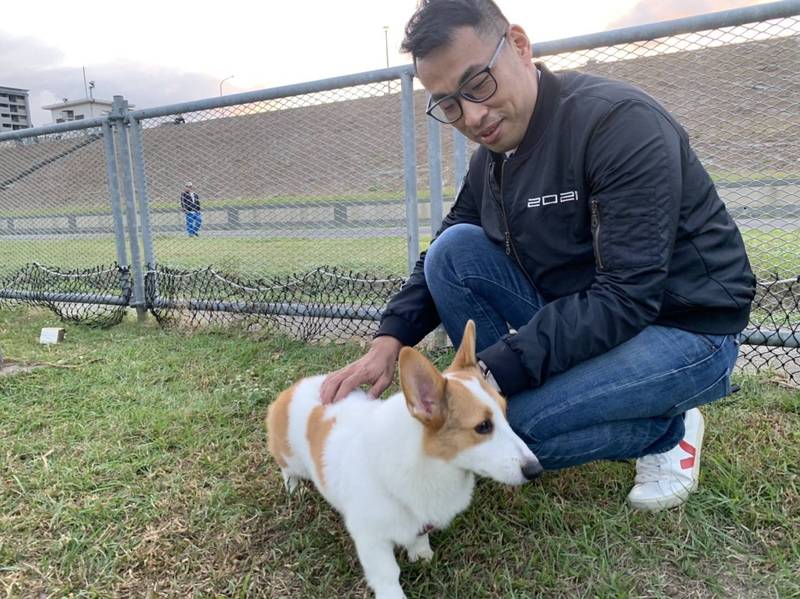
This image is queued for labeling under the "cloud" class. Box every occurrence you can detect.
[1,33,233,128]
[607,0,767,29]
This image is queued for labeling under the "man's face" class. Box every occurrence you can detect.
[416,25,537,153]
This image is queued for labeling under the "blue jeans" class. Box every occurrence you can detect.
[185,211,202,236]
[424,224,739,470]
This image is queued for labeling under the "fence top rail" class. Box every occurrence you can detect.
[531,0,800,57]
[0,115,106,143]
[128,65,416,122]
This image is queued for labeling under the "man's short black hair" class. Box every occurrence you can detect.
[401,0,510,61]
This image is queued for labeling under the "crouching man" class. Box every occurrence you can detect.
[323,0,755,510]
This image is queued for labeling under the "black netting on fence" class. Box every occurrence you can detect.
[0,263,132,328]
[147,263,800,385]
[741,276,800,386]
[146,264,405,342]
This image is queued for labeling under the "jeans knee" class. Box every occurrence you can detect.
[424,224,485,280]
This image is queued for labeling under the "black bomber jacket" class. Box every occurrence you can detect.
[377,63,755,396]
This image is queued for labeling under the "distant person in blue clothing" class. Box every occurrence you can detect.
[180,182,202,236]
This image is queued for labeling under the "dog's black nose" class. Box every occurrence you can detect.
[522,459,544,481]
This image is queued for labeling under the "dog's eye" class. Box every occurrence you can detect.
[474,419,493,435]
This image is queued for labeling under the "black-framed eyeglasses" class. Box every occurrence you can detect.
[425,34,507,124]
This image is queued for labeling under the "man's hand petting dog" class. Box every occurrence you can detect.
[320,335,403,404]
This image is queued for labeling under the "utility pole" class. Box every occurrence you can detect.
[383,26,390,94]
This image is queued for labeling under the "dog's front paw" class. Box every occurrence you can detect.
[407,546,434,562]
[373,585,406,599]
[406,534,434,563]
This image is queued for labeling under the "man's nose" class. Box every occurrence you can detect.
[461,100,487,129]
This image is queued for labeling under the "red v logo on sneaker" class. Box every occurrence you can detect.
[679,440,696,469]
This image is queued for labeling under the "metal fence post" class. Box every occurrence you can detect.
[427,117,443,236]
[401,72,419,274]
[101,120,128,269]
[453,129,467,194]
[127,118,156,270]
[127,117,157,308]
[427,116,450,349]
[111,95,147,322]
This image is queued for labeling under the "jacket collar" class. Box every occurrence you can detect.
[489,63,560,162]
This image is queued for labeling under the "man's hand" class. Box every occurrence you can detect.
[320,336,403,404]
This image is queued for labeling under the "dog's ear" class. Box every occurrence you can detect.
[399,347,446,429]
[447,319,478,372]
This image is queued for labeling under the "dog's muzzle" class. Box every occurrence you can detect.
[522,459,544,481]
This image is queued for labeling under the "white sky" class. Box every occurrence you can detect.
[8,1,640,90]
[1,0,770,126]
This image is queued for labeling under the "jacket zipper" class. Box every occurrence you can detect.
[591,200,605,271]
[495,158,536,288]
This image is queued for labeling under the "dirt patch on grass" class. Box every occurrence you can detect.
[0,360,47,377]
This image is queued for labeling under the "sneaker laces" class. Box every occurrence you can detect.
[634,452,668,484]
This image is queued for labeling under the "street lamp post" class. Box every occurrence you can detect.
[219,75,234,97]
[383,26,390,68]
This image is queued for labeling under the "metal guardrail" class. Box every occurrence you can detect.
[531,0,800,56]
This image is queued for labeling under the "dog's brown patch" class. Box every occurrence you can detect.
[266,384,296,468]
[450,371,507,413]
[423,378,494,461]
[307,405,336,489]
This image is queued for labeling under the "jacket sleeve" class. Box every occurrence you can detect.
[477,100,684,395]
[377,153,485,346]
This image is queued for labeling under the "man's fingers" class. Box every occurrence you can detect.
[320,369,348,404]
[320,346,398,404]
[367,373,393,400]
[333,374,361,403]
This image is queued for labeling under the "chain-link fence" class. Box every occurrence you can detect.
[130,76,420,340]
[0,123,131,326]
[0,2,798,379]
[530,8,800,382]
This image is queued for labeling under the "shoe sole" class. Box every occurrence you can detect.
[628,490,691,511]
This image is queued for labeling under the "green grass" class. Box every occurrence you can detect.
[0,234,432,279]
[1,228,797,281]
[707,169,800,184]
[1,307,798,597]
[742,230,800,279]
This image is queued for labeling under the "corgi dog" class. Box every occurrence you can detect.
[266,321,542,599]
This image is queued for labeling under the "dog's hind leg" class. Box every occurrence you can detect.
[350,530,405,599]
[278,458,312,495]
[405,533,433,563]
[281,469,301,494]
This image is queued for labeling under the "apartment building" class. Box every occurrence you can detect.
[42,97,116,123]
[0,86,33,131]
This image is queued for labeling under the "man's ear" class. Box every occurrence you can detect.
[447,319,478,372]
[508,23,532,61]
[399,347,446,429]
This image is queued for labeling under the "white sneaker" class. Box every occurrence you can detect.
[627,408,705,511]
